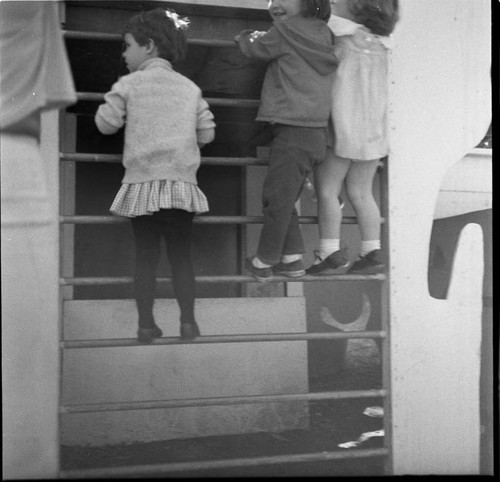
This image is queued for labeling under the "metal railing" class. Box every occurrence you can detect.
[60,447,389,479]
[60,25,391,479]
[61,330,387,350]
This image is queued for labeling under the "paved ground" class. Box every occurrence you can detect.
[61,339,385,477]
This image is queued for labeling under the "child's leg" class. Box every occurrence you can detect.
[271,204,307,278]
[131,216,162,334]
[256,125,326,266]
[345,160,385,273]
[306,149,351,275]
[345,160,381,246]
[315,148,350,243]
[156,209,199,338]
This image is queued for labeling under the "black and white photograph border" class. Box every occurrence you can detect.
[1,0,494,479]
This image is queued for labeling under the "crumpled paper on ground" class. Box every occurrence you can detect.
[338,429,385,449]
[363,406,384,418]
[338,406,384,448]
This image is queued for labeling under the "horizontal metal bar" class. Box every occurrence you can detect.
[60,273,385,286]
[76,92,260,107]
[64,30,237,48]
[60,215,359,226]
[61,330,387,350]
[60,152,385,175]
[59,447,389,479]
[60,389,386,414]
[60,152,268,165]
[64,30,120,42]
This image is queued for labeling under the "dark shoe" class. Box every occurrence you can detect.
[348,249,385,274]
[245,256,272,282]
[180,322,201,340]
[306,249,350,275]
[137,326,163,343]
[272,259,306,278]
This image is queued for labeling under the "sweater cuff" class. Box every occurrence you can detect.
[95,113,119,135]
[197,127,215,145]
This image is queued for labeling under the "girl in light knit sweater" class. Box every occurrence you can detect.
[95,8,215,343]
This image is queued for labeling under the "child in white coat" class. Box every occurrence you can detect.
[308,0,399,275]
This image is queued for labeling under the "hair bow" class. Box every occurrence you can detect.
[165,9,189,30]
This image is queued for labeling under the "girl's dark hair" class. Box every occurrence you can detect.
[124,8,189,63]
[303,0,331,22]
[350,0,399,36]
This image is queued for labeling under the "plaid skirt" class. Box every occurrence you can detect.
[110,180,209,217]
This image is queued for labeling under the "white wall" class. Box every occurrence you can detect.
[1,111,62,479]
[387,0,491,474]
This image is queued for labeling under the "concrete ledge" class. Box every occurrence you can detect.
[61,298,309,446]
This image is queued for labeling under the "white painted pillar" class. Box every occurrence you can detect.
[387,0,491,474]
[1,110,61,479]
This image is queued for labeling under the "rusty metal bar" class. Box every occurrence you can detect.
[64,30,237,48]
[76,91,260,107]
[60,273,385,286]
[60,447,389,479]
[60,152,268,165]
[60,330,387,350]
[60,389,387,414]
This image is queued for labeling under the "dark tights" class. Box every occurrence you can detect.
[131,209,196,329]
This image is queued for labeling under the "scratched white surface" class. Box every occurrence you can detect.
[387,0,490,474]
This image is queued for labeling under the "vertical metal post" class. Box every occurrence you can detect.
[378,159,393,475]
[59,113,77,301]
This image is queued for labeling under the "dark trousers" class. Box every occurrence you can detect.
[257,124,327,265]
[131,209,196,329]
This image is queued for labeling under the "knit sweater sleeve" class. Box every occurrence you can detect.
[196,95,216,145]
[95,79,127,135]
[236,26,282,60]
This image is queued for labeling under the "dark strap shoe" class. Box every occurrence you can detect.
[137,326,163,343]
[272,259,306,278]
[348,249,385,274]
[306,249,350,275]
[180,322,201,340]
